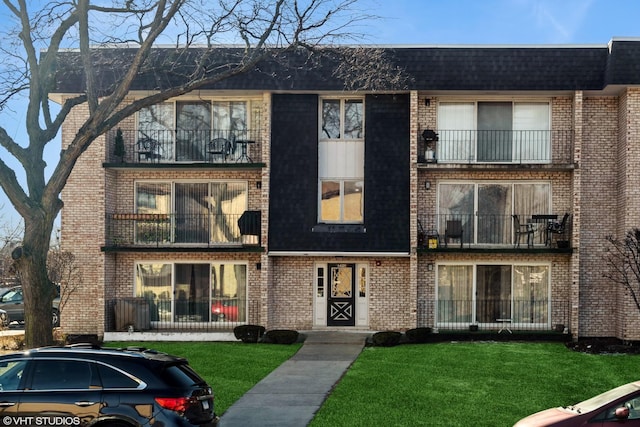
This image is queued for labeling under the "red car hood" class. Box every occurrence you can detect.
[513,407,579,427]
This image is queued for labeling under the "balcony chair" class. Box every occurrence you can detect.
[547,213,570,247]
[512,214,534,248]
[444,219,464,248]
[136,137,163,162]
[208,137,233,162]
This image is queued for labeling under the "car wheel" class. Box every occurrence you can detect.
[52,308,60,327]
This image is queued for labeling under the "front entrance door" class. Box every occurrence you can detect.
[327,263,355,326]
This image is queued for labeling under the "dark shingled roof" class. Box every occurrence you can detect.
[51,39,640,94]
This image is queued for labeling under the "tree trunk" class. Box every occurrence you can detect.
[15,215,56,348]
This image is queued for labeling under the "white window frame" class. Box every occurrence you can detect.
[435,261,551,329]
[136,97,261,162]
[134,179,248,245]
[436,99,551,164]
[134,260,248,325]
[318,97,365,224]
[436,180,552,246]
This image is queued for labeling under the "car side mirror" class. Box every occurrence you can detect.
[615,406,630,419]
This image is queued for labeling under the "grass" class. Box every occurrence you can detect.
[106,341,301,414]
[106,340,640,426]
[310,342,640,427]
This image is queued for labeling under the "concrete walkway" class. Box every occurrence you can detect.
[218,331,370,427]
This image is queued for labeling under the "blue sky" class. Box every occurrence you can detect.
[2,0,640,228]
[364,0,640,45]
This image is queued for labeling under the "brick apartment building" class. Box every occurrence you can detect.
[54,38,640,341]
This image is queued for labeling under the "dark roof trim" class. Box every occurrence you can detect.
[52,39,640,93]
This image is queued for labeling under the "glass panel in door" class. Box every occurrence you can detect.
[211,264,246,322]
[175,183,209,243]
[437,265,473,324]
[476,265,511,323]
[327,263,355,326]
[213,101,247,160]
[477,184,511,244]
[176,101,211,161]
[438,183,474,244]
[478,102,512,162]
[209,182,246,244]
[513,265,549,324]
[135,182,171,244]
[138,103,174,161]
[136,263,172,322]
[437,102,475,162]
[175,264,210,322]
[514,183,550,245]
[513,103,550,163]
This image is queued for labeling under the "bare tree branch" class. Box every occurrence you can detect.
[0,0,399,348]
[605,229,640,312]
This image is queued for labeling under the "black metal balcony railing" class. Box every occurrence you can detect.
[435,299,570,332]
[418,213,571,249]
[106,297,257,332]
[106,212,260,247]
[106,128,262,164]
[420,130,574,164]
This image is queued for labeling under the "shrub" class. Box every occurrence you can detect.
[371,331,402,347]
[264,329,299,344]
[405,327,432,344]
[233,325,265,343]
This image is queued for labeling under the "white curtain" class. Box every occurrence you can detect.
[437,102,475,162]
[437,265,473,323]
[513,265,549,324]
[513,103,550,163]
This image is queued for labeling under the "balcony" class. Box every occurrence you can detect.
[432,299,570,333]
[418,213,572,252]
[106,297,258,332]
[105,128,263,165]
[419,129,574,166]
[104,211,261,250]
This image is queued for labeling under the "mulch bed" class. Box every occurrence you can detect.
[566,338,640,354]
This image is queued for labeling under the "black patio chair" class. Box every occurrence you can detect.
[444,219,464,248]
[513,214,534,248]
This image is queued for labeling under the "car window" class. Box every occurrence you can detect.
[601,397,640,421]
[161,363,206,388]
[1,289,21,303]
[31,360,92,390]
[97,364,141,389]
[0,360,27,391]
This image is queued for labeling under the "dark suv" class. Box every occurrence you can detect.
[0,345,218,426]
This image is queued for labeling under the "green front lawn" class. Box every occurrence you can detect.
[108,341,640,426]
[311,342,640,427]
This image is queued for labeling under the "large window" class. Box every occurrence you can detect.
[438,181,550,245]
[437,263,550,326]
[437,101,550,163]
[319,98,364,223]
[137,99,260,162]
[135,181,247,244]
[136,262,247,323]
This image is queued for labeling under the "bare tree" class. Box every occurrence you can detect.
[47,249,81,327]
[605,229,640,312]
[0,211,22,287]
[0,0,402,347]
